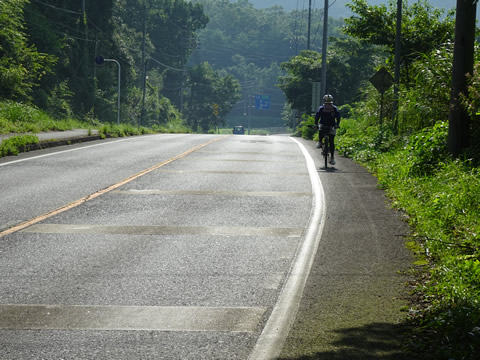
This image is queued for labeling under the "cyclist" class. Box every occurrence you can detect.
[315,94,341,165]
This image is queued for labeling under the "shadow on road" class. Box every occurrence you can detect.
[317,167,338,172]
[278,322,417,360]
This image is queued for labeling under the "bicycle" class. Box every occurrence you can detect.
[320,130,330,169]
[313,125,336,168]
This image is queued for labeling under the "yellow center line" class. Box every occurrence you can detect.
[0,137,225,238]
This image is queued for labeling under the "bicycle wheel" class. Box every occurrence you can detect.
[323,135,329,168]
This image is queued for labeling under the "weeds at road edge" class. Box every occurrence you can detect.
[334,117,480,360]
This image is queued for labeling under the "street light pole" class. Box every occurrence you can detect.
[141,0,147,128]
[104,59,121,125]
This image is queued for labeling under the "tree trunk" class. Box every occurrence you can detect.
[448,0,477,157]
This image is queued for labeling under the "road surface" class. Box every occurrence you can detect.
[0,134,412,359]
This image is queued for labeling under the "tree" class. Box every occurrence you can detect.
[0,0,56,101]
[148,0,208,68]
[278,41,385,114]
[448,0,477,157]
[344,0,455,81]
[23,0,115,118]
[278,50,323,114]
[184,62,240,132]
[87,0,208,124]
[324,37,387,105]
[147,0,208,110]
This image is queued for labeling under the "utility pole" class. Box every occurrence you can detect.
[93,27,98,118]
[448,0,477,157]
[307,0,312,50]
[392,0,402,133]
[244,92,247,128]
[141,0,147,128]
[248,94,252,135]
[320,0,328,97]
[81,0,91,116]
[180,59,184,113]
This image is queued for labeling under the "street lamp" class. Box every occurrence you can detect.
[95,56,121,125]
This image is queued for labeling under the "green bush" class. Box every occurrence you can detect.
[336,118,396,162]
[406,121,449,176]
[298,116,316,140]
[0,134,39,156]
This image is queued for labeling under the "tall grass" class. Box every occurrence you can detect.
[0,101,87,134]
[336,116,480,359]
[0,100,196,157]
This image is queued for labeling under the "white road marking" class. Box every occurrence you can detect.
[113,189,311,197]
[0,134,188,167]
[21,224,304,238]
[248,138,327,360]
[0,304,266,332]
[0,137,136,167]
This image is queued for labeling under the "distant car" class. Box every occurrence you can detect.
[233,126,245,135]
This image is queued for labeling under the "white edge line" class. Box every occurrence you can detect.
[248,137,327,360]
[0,137,135,167]
[0,134,188,167]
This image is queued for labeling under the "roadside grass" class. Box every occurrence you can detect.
[0,134,39,156]
[0,101,89,134]
[334,117,480,359]
[0,101,192,157]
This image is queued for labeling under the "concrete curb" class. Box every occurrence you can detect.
[22,135,105,152]
[0,130,109,156]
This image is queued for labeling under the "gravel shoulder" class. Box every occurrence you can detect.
[278,138,414,360]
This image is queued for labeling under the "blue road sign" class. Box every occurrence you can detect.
[255,95,270,110]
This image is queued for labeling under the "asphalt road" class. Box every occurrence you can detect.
[0,134,315,359]
[0,134,413,359]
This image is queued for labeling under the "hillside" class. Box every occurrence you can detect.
[251,0,463,19]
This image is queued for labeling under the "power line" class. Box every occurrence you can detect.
[28,12,193,71]
[148,56,186,72]
[32,0,82,15]
[25,17,95,43]
[196,43,290,62]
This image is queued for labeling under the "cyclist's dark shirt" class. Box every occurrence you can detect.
[315,105,340,127]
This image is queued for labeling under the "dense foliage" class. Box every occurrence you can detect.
[0,0,241,131]
[279,39,386,114]
[184,62,240,132]
[0,0,56,100]
[1,0,358,132]
[285,1,480,358]
[344,0,455,77]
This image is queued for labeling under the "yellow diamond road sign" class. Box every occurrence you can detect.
[370,67,394,94]
[212,103,219,116]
